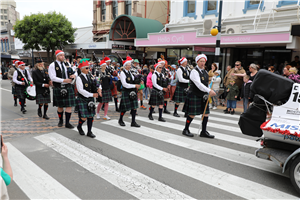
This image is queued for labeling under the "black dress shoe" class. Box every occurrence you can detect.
[131,122,141,127]
[65,123,74,129]
[200,131,215,139]
[77,126,85,135]
[173,113,180,117]
[224,110,230,114]
[43,115,50,120]
[148,113,153,120]
[182,129,194,137]
[118,119,125,126]
[87,132,96,138]
[158,117,166,122]
[58,121,63,127]
[163,109,171,114]
[22,109,27,114]
[38,109,42,117]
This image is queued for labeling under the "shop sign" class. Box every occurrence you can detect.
[19,52,31,57]
[111,49,135,54]
[194,46,215,52]
[112,44,125,50]
[125,45,136,50]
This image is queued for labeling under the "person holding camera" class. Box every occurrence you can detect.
[49,50,77,128]
[1,140,13,200]
[76,59,99,138]
[32,59,52,119]
[148,63,168,122]
[118,57,141,127]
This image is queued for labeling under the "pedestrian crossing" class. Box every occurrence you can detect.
[5,110,299,199]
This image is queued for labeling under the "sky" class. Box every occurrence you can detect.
[15,0,94,28]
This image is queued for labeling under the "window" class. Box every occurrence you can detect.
[113,0,118,19]
[125,0,132,15]
[1,15,3,19]
[6,39,9,51]
[201,0,218,19]
[4,16,7,20]
[101,1,106,21]
[1,22,4,25]
[277,0,298,7]
[243,0,264,14]
[0,9,2,13]
[3,9,7,14]
[183,0,197,19]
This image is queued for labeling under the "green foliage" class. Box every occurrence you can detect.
[14,11,77,61]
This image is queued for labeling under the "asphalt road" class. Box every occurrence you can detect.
[0,78,299,199]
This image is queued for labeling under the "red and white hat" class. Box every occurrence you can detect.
[123,58,133,67]
[13,60,20,64]
[104,57,111,63]
[78,60,89,69]
[18,61,25,66]
[100,60,107,66]
[178,57,187,65]
[158,60,165,65]
[195,54,207,63]
[55,50,64,57]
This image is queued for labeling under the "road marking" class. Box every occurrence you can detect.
[177,110,241,120]
[133,116,259,148]
[102,120,285,176]
[80,126,297,199]
[6,143,80,199]
[36,133,194,200]
[0,87,12,92]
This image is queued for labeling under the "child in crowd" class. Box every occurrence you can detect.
[224,80,239,115]
[241,75,253,113]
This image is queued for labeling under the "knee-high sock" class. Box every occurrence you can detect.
[104,103,109,116]
[140,100,143,107]
[65,112,72,125]
[131,109,136,123]
[57,111,63,122]
[13,95,17,103]
[87,118,93,133]
[43,104,48,115]
[184,116,194,130]
[114,97,118,110]
[159,108,163,118]
[97,103,103,114]
[78,118,86,128]
[202,116,208,133]
[163,101,167,111]
[149,106,154,115]
[119,111,126,121]
[174,104,179,114]
[38,104,42,110]
[20,98,25,109]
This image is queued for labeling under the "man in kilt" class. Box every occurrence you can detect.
[173,57,190,117]
[76,59,99,138]
[7,60,19,107]
[158,59,171,114]
[182,54,216,138]
[12,61,33,114]
[32,59,52,119]
[49,50,77,128]
[118,57,141,127]
[148,63,168,122]
[96,60,112,120]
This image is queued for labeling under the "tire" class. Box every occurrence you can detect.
[289,155,300,195]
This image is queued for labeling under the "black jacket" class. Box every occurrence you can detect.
[32,69,50,95]
[241,81,253,99]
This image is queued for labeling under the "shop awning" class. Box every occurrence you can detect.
[109,15,164,42]
[1,54,11,59]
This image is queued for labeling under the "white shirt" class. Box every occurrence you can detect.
[76,73,99,98]
[13,69,33,85]
[152,71,163,91]
[120,69,135,89]
[190,66,211,93]
[49,60,69,84]
[177,66,189,83]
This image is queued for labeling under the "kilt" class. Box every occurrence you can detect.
[164,88,170,100]
[36,94,51,104]
[97,89,112,103]
[77,97,95,118]
[12,86,16,95]
[119,90,138,112]
[149,89,164,106]
[53,85,76,108]
[15,86,26,99]
[172,85,187,103]
[182,92,210,116]
[111,82,118,96]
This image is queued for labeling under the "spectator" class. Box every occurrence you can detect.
[143,70,149,100]
[283,65,291,78]
[290,56,300,69]
[1,141,13,200]
[241,75,253,113]
[225,65,231,76]
[288,67,300,83]
[268,66,280,75]
[224,80,239,115]
[146,65,154,100]
[208,63,218,84]
[169,64,178,101]
[210,70,221,109]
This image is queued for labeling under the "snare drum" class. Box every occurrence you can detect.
[25,85,36,100]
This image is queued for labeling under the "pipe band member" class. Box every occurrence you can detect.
[49,50,77,128]
[76,59,99,138]
[118,57,141,127]
[8,60,19,107]
[172,57,189,117]
[13,61,33,114]
[182,54,216,138]
[148,63,168,122]
[32,59,52,119]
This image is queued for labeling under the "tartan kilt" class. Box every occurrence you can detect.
[53,86,76,108]
[149,89,164,106]
[15,86,26,99]
[119,90,138,112]
[164,88,170,99]
[36,94,51,104]
[77,97,95,118]
[110,82,118,96]
[12,86,16,95]
[97,89,112,103]
[172,85,187,103]
[182,92,210,116]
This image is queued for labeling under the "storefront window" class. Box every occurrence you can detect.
[101,2,106,21]
[125,1,132,15]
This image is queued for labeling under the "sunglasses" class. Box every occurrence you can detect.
[157,67,162,69]
[82,67,89,70]
[235,64,240,66]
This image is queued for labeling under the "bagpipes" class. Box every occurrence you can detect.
[92,51,100,72]
[38,52,50,97]
[159,54,170,88]
[173,50,189,94]
[59,40,75,84]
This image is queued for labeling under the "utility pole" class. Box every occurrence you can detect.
[214,0,223,69]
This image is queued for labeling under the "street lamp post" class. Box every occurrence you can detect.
[214,0,223,69]
[32,49,34,67]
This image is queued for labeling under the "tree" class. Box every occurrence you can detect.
[14,11,76,64]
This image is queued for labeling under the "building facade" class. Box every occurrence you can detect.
[0,0,19,28]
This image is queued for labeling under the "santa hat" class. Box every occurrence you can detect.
[158,60,165,65]
[18,61,25,66]
[104,57,111,63]
[78,60,89,69]
[126,56,133,62]
[195,54,207,63]
[55,50,64,57]
[100,60,107,66]
[123,59,133,67]
[179,57,187,65]
[13,60,20,64]
[154,63,162,70]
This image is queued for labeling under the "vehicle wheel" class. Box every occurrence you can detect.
[289,155,300,194]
